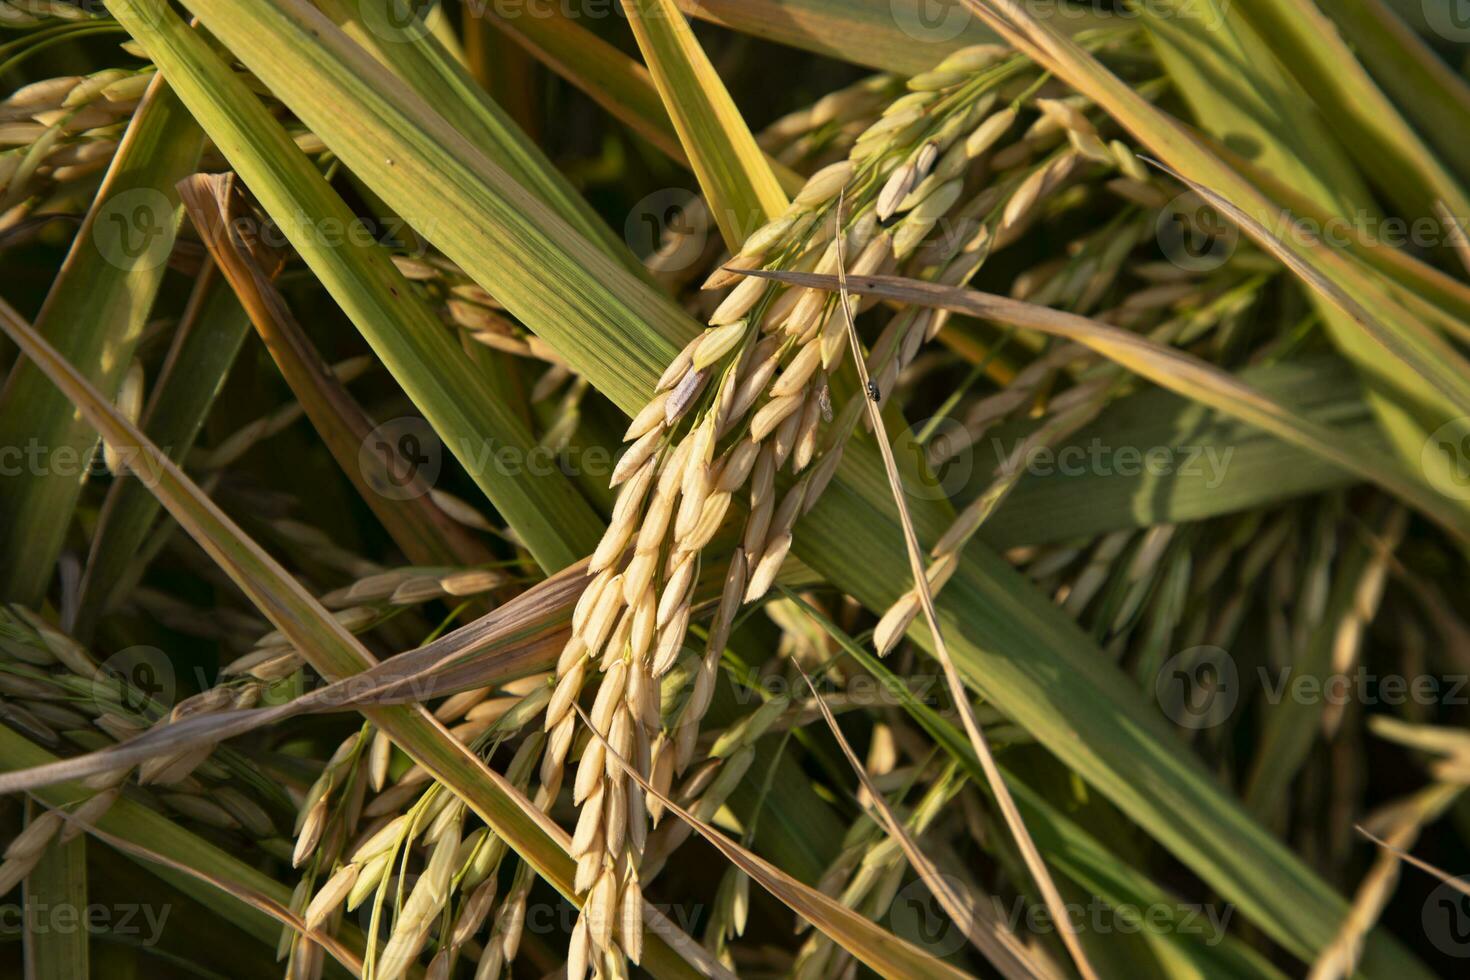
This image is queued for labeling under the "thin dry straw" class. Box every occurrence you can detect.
[0,554,594,796]
[1307,785,1458,980]
[574,703,970,980]
[742,267,1470,547]
[1434,200,1470,279]
[824,189,1099,980]
[1355,824,1470,897]
[790,657,1048,979]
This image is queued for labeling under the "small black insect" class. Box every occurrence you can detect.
[866,379,881,402]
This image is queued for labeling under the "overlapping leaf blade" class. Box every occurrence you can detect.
[618,0,789,246]
[0,291,713,980]
[0,77,203,605]
[109,0,1435,970]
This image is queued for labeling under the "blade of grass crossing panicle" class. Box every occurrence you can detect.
[107,0,606,574]
[619,0,789,248]
[829,214,1099,980]
[0,74,203,606]
[0,293,713,980]
[0,549,831,798]
[778,588,1290,979]
[747,267,1470,546]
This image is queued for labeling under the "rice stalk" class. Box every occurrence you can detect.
[820,189,1099,980]
[528,42,1175,969]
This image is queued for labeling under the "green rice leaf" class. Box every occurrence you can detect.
[22,830,88,979]
[0,77,203,605]
[619,0,789,247]
[475,1,804,192]
[175,171,495,571]
[75,268,252,636]
[1321,0,1470,189]
[974,354,1380,549]
[313,0,649,278]
[1226,0,1470,223]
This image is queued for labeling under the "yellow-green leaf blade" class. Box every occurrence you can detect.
[476,1,804,192]
[621,0,789,248]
